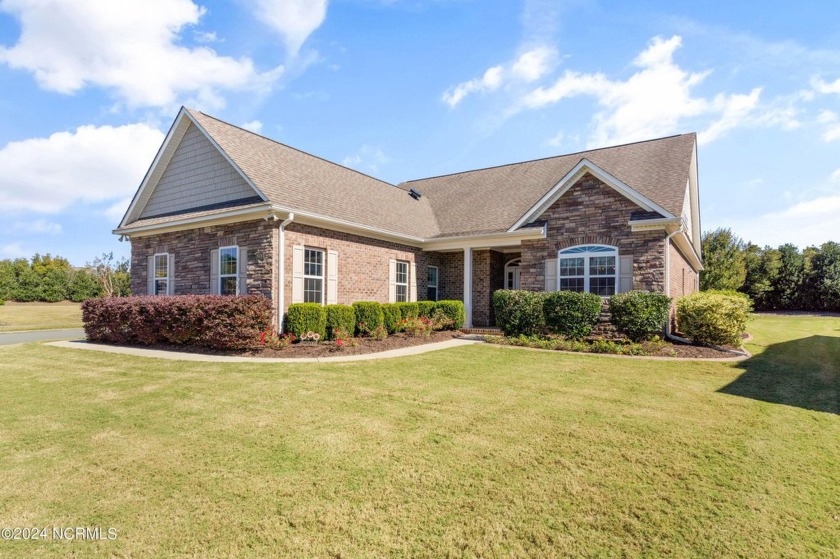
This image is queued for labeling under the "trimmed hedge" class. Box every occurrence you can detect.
[493,290,545,337]
[543,291,602,339]
[381,303,402,334]
[677,291,751,346]
[417,300,436,318]
[81,295,272,350]
[353,301,384,335]
[609,291,671,342]
[435,300,466,329]
[325,304,355,340]
[287,303,327,339]
[396,302,419,319]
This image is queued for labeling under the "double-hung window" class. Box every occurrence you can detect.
[153,253,169,295]
[219,246,238,295]
[426,266,438,301]
[395,261,409,302]
[558,245,617,296]
[304,248,324,304]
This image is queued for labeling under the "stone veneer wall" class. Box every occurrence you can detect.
[129,219,275,298]
[519,173,667,294]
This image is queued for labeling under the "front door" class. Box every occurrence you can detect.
[505,263,520,290]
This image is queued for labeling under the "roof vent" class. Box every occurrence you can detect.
[409,188,422,200]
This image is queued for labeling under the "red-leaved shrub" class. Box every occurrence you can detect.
[81,295,272,350]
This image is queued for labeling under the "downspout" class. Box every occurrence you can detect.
[663,222,687,340]
[277,213,295,332]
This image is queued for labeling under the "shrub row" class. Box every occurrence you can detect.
[493,290,603,339]
[81,295,272,350]
[493,289,674,341]
[676,291,751,346]
[286,300,466,339]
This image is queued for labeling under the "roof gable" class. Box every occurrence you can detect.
[121,108,266,227]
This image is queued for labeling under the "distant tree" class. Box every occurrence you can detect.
[89,253,131,297]
[700,228,746,291]
[67,268,103,302]
[806,242,840,311]
[741,244,780,310]
[0,260,16,300]
[769,244,805,310]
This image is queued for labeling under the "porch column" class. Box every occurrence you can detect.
[463,247,472,328]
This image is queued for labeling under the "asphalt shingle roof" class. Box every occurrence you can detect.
[125,109,695,238]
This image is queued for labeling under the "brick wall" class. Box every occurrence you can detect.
[519,173,666,293]
[129,219,275,298]
[668,243,698,299]
[425,251,464,302]
[282,222,431,311]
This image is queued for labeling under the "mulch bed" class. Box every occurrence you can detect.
[88,330,741,359]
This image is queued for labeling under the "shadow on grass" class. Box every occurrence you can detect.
[719,335,839,415]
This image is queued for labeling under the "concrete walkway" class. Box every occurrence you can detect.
[46,337,483,363]
[0,328,85,346]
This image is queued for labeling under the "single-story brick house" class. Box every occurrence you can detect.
[115,107,702,329]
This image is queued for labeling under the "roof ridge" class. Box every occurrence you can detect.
[192,109,399,189]
[400,133,692,185]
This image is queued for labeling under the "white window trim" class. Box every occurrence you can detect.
[557,245,618,297]
[304,247,325,305]
[219,245,238,296]
[427,265,438,301]
[153,252,169,296]
[395,260,409,303]
[504,258,521,290]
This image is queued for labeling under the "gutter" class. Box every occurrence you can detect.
[275,212,295,332]
[663,222,684,338]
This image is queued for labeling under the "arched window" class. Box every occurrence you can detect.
[557,245,618,296]
[504,258,521,290]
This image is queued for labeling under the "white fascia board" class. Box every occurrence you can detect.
[287,210,426,247]
[422,227,546,252]
[628,217,682,231]
[672,230,704,271]
[508,158,676,232]
[114,203,276,237]
[120,107,191,227]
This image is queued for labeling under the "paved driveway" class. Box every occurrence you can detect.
[0,328,85,346]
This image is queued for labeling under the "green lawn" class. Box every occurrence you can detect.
[0,314,837,557]
[0,302,82,332]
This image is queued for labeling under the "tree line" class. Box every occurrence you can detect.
[0,253,130,303]
[701,228,840,312]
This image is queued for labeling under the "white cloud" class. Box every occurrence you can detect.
[442,46,558,107]
[0,0,283,110]
[253,0,328,57]
[831,169,840,182]
[732,195,840,248]
[817,110,840,142]
[0,123,164,214]
[812,77,840,95]
[13,219,62,235]
[104,198,132,223]
[546,131,564,147]
[511,46,557,82]
[241,120,264,133]
[520,35,789,147]
[342,145,389,174]
[0,242,28,259]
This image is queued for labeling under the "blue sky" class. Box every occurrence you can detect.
[0,0,839,266]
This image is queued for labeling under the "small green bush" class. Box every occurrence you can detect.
[609,291,672,342]
[396,302,419,319]
[543,291,602,339]
[325,304,356,340]
[493,290,545,337]
[0,298,5,305]
[353,301,384,336]
[417,300,436,318]
[677,292,752,346]
[381,303,402,334]
[434,300,466,329]
[286,303,326,339]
